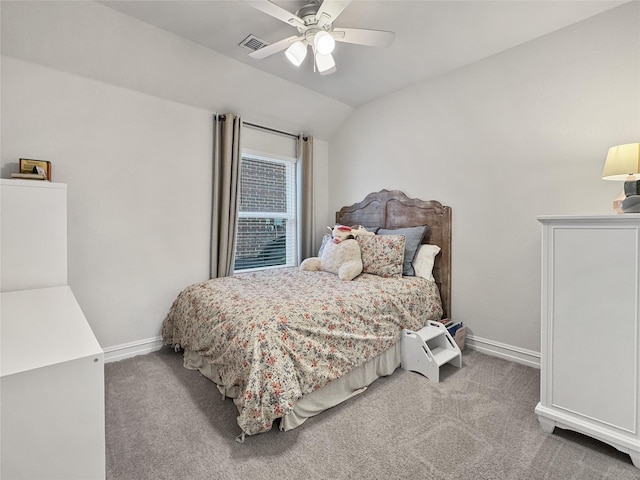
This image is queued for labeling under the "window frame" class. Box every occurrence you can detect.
[234,149,298,273]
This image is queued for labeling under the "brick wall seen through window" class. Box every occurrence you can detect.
[234,156,295,270]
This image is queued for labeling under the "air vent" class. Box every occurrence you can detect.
[239,34,269,52]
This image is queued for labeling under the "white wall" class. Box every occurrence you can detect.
[0,2,333,354]
[0,1,352,140]
[328,2,640,364]
[1,57,212,349]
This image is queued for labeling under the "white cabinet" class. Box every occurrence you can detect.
[0,179,105,479]
[1,287,105,480]
[536,215,640,468]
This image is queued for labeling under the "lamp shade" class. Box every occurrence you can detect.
[314,31,335,55]
[602,143,640,181]
[315,52,336,75]
[285,41,307,67]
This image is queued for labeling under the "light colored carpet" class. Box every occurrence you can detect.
[105,348,639,480]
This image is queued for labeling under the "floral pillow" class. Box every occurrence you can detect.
[356,234,405,278]
[378,225,428,276]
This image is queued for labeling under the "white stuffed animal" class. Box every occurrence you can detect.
[300,237,363,281]
[329,225,354,243]
[349,225,375,238]
[327,224,374,243]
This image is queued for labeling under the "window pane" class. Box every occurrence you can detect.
[239,157,287,213]
[234,218,287,270]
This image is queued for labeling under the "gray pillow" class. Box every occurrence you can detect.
[377,225,428,276]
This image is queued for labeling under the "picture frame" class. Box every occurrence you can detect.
[19,158,51,181]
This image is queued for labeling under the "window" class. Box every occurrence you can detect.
[234,153,297,271]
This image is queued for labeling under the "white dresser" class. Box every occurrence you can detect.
[1,179,105,479]
[536,215,640,468]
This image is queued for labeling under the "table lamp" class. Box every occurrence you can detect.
[602,143,640,213]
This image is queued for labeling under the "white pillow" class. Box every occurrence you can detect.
[413,244,441,281]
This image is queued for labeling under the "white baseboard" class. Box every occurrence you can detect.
[103,336,164,363]
[102,333,541,368]
[465,334,541,368]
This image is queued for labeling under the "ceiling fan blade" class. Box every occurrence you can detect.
[316,0,351,28]
[331,27,395,48]
[315,52,337,75]
[248,1,305,29]
[249,35,302,59]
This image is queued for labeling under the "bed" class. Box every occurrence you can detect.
[162,189,452,439]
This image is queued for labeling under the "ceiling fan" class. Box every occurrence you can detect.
[248,0,395,75]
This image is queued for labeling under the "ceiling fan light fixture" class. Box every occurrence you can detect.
[285,41,307,66]
[314,30,335,55]
[250,0,395,77]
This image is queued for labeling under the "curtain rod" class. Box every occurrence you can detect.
[243,120,299,140]
[215,114,306,140]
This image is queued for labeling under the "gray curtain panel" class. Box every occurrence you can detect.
[211,113,242,278]
[297,134,314,264]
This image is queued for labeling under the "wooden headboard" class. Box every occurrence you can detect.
[335,189,452,319]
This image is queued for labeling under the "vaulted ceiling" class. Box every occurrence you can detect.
[100,1,627,106]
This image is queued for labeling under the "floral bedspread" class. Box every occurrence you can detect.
[162,268,443,436]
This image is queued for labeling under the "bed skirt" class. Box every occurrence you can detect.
[183,342,401,433]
